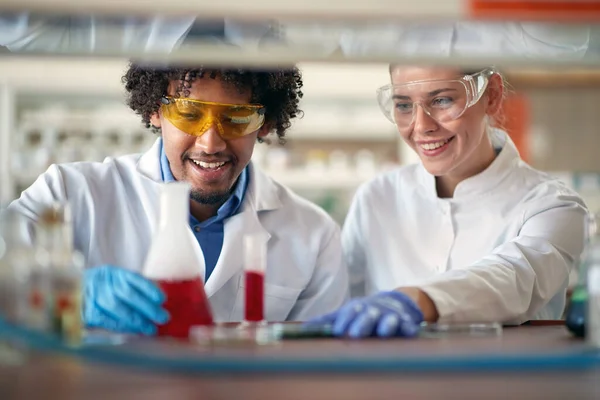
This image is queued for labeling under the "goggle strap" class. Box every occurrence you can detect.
[464,70,492,108]
[464,75,477,107]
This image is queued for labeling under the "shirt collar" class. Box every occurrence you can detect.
[419,129,521,200]
[159,139,176,183]
[158,138,248,224]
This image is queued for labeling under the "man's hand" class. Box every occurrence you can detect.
[84,265,169,335]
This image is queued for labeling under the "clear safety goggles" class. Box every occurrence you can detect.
[160,97,266,140]
[376,68,496,129]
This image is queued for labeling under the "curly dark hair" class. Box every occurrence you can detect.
[122,63,303,143]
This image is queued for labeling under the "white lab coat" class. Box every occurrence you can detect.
[344,130,587,325]
[8,138,349,322]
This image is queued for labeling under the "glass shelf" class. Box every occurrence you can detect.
[1,318,600,374]
[0,11,597,66]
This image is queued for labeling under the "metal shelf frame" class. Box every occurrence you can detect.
[0,0,464,20]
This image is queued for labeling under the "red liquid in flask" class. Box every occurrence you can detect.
[245,271,264,322]
[155,277,214,339]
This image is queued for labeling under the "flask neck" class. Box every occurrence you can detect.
[159,183,191,229]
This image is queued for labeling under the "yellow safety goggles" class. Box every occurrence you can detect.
[160,96,266,140]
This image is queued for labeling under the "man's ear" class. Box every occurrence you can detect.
[485,74,505,116]
[257,124,271,139]
[150,112,161,129]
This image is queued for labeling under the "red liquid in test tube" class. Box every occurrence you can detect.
[244,234,267,324]
[245,271,264,322]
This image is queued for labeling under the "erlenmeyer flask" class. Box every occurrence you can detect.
[143,182,214,339]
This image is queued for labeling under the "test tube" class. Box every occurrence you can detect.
[243,234,267,325]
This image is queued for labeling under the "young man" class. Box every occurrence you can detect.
[9,64,349,335]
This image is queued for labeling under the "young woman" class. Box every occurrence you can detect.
[310,66,588,338]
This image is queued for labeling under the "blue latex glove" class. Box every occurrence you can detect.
[83,265,170,335]
[307,291,424,339]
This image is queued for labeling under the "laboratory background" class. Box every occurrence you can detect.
[2,39,600,291]
[3,58,600,221]
[2,2,600,399]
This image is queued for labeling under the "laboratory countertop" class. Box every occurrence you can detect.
[1,323,599,400]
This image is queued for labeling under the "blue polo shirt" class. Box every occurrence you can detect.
[159,139,249,281]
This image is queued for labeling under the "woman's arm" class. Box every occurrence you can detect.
[411,191,587,324]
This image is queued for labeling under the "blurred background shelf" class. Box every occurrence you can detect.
[0,0,464,20]
[3,57,600,211]
[1,0,599,22]
[263,169,379,190]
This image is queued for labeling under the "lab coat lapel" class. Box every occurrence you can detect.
[136,138,163,182]
[204,207,268,297]
[135,138,163,235]
[204,163,280,297]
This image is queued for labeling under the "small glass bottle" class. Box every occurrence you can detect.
[584,212,600,347]
[0,208,34,365]
[566,213,598,338]
[143,182,214,339]
[34,203,84,346]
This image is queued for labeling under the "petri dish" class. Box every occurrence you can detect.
[83,331,130,347]
[419,322,503,338]
[270,322,502,340]
[189,323,280,347]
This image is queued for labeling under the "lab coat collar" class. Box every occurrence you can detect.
[137,137,163,182]
[245,162,282,212]
[419,129,521,200]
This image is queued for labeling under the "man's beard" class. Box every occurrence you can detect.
[190,188,233,205]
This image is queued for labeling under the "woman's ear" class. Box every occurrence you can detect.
[485,74,505,116]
